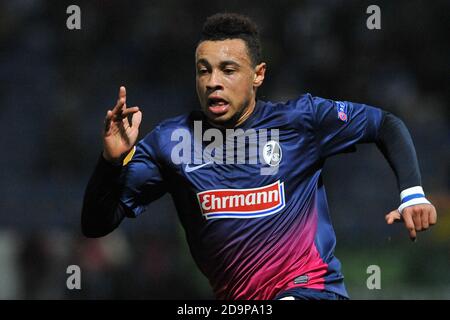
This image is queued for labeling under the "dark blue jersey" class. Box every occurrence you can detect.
[119,93,383,299]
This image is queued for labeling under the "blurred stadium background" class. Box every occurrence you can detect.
[0,0,448,299]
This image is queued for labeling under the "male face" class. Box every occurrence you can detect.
[195,39,265,127]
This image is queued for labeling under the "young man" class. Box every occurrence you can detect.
[82,13,437,300]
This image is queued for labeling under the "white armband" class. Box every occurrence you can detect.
[398,186,430,214]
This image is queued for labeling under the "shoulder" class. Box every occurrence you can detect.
[155,112,197,133]
[144,111,196,138]
[259,93,318,115]
[138,112,197,157]
[256,93,318,130]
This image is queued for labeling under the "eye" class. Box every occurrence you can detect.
[223,69,235,75]
[197,68,209,75]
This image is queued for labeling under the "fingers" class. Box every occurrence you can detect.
[105,86,140,134]
[105,109,113,121]
[104,109,113,132]
[112,97,126,114]
[421,208,429,229]
[112,86,127,114]
[419,204,437,229]
[104,107,139,131]
[429,205,437,225]
[388,204,437,242]
[411,210,422,232]
[112,106,140,123]
[119,86,126,99]
[118,106,139,118]
[385,210,402,225]
[401,210,417,241]
[404,205,438,230]
[131,110,142,129]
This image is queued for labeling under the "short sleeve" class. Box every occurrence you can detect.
[119,127,167,217]
[309,96,384,158]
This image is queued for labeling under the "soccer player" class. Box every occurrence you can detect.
[82,13,437,300]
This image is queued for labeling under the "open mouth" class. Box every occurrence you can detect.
[207,97,230,115]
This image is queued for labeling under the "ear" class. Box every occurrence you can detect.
[253,62,266,88]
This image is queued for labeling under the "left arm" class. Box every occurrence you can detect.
[375,112,437,241]
[305,95,437,241]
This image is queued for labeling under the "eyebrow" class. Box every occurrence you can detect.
[196,59,241,68]
[219,60,241,68]
[196,58,211,67]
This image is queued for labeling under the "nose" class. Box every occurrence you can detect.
[206,70,223,92]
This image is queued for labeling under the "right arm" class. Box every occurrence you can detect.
[81,154,131,237]
[81,86,142,237]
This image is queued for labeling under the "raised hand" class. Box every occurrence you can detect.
[103,86,142,163]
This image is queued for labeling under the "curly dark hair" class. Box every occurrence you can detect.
[199,13,262,66]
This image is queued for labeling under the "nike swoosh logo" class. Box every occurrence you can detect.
[184,162,212,173]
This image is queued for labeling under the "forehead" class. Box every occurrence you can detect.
[195,39,251,65]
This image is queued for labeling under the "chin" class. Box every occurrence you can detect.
[207,113,231,123]
[204,111,236,127]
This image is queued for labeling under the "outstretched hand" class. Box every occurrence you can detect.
[103,86,142,163]
[385,204,437,241]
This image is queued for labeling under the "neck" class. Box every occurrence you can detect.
[235,98,256,127]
